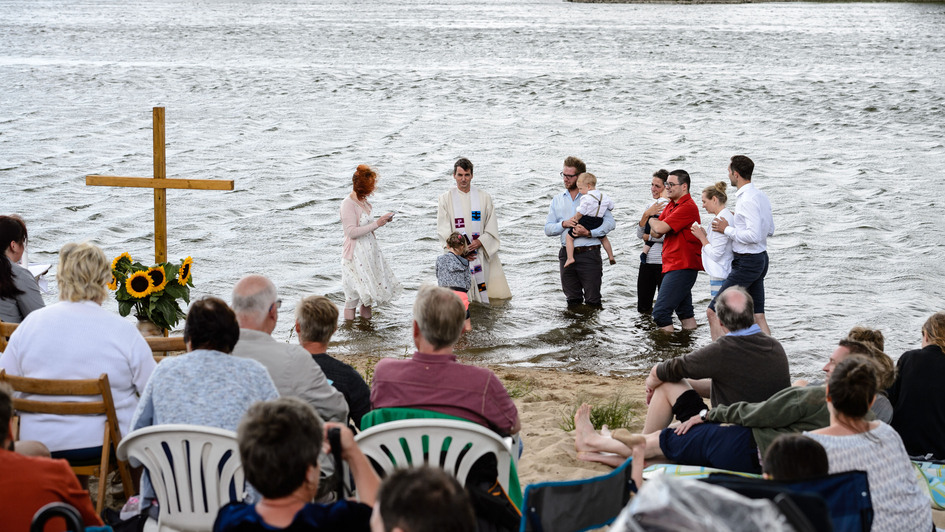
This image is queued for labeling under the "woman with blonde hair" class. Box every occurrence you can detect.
[339,165,402,321]
[887,311,945,459]
[0,242,155,476]
[690,182,734,340]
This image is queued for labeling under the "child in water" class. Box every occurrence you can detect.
[640,186,671,263]
[564,173,616,268]
[436,232,473,332]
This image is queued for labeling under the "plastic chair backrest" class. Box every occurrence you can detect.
[117,424,245,532]
[520,457,637,532]
[354,418,514,493]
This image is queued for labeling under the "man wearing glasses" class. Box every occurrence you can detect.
[708,155,774,339]
[643,170,703,332]
[544,156,615,308]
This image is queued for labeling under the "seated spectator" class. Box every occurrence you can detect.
[130,296,279,506]
[369,466,476,532]
[0,382,103,531]
[0,215,44,323]
[295,295,371,428]
[371,285,519,437]
[806,356,931,531]
[641,286,789,434]
[231,275,348,423]
[887,311,945,459]
[574,337,890,474]
[214,397,380,532]
[761,434,828,481]
[0,242,155,483]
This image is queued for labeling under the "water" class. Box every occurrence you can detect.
[2,0,944,378]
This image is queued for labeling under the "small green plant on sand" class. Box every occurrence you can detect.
[559,395,639,432]
[501,374,537,399]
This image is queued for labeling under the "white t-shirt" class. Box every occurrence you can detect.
[577,190,615,217]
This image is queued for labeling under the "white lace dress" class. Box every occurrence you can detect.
[341,207,402,308]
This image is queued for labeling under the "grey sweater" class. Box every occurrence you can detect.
[656,332,790,407]
[436,252,470,291]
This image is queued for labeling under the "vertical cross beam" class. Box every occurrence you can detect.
[153,107,167,263]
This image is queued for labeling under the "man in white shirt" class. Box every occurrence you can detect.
[709,155,774,336]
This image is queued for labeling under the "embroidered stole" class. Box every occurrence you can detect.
[450,186,489,304]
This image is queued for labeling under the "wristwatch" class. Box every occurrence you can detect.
[698,408,708,421]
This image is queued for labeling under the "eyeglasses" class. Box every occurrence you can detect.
[270,299,282,312]
[665,182,679,188]
[560,172,579,179]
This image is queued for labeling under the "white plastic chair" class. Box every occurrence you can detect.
[116,424,245,532]
[353,418,515,492]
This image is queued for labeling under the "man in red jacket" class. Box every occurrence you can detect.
[643,169,704,332]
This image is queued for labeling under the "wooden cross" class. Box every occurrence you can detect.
[86,107,234,263]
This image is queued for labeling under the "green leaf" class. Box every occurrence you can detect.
[118,300,133,317]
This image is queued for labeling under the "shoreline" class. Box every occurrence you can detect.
[566,0,944,3]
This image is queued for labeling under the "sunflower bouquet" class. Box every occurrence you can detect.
[109,253,194,332]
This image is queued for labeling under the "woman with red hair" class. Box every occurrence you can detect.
[339,165,401,320]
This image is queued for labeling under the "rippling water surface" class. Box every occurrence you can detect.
[3,0,944,378]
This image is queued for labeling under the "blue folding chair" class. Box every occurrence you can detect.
[520,457,638,532]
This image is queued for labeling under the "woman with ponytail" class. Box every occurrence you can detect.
[806,356,931,531]
[887,311,945,460]
[0,215,44,323]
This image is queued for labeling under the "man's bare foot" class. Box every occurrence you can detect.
[574,403,596,452]
[612,429,646,451]
[564,257,575,268]
[600,424,612,438]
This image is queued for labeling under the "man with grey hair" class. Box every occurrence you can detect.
[231,274,347,423]
[371,285,519,437]
[638,286,789,434]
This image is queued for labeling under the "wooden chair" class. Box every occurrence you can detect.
[0,319,17,352]
[145,335,186,363]
[0,370,135,514]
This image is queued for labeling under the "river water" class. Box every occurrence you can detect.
[2,0,944,378]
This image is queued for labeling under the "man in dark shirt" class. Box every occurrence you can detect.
[641,286,789,434]
[295,295,371,429]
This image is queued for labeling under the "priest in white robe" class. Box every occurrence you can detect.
[436,158,511,303]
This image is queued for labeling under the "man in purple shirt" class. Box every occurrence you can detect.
[371,285,520,437]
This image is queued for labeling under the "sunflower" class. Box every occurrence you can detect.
[126,271,153,298]
[107,274,118,291]
[147,266,168,292]
[111,252,133,271]
[177,256,193,286]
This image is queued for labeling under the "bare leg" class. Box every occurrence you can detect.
[574,404,634,456]
[613,430,665,461]
[600,235,616,265]
[642,381,693,434]
[359,305,372,320]
[659,324,676,333]
[463,318,472,332]
[343,306,356,321]
[686,378,712,400]
[707,307,724,341]
[754,313,770,335]
[14,440,50,457]
[564,233,576,268]
[680,317,697,330]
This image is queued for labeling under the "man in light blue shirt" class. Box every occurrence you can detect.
[544,156,616,308]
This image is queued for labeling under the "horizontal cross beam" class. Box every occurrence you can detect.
[86,175,234,191]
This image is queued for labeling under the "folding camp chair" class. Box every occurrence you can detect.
[703,471,873,532]
[520,457,638,532]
